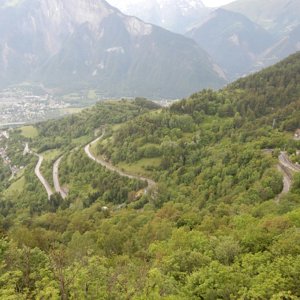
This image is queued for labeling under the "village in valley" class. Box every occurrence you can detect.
[0,87,71,127]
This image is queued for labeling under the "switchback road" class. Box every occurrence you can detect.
[276,151,300,198]
[84,132,156,192]
[53,156,68,199]
[35,154,53,200]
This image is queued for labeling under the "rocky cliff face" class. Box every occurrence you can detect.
[0,0,226,98]
[223,0,300,71]
[187,9,275,79]
[224,0,300,35]
[107,0,211,34]
[188,0,300,80]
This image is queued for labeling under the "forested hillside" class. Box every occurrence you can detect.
[0,53,300,299]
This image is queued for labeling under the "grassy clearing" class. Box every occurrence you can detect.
[112,124,122,132]
[90,141,98,154]
[5,176,25,198]
[182,132,195,139]
[60,107,84,114]
[88,90,97,100]
[72,135,91,146]
[42,149,61,161]
[20,126,38,138]
[92,137,111,152]
[148,109,162,115]
[14,167,25,181]
[40,149,62,187]
[88,139,160,177]
[62,93,81,101]
[117,158,161,177]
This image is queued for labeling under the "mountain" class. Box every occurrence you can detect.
[0,0,226,99]
[224,0,300,72]
[187,0,300,80]
[225,0,300,36]
[106,0,211,34]
[259,25,300,67]
[187,9,275,79]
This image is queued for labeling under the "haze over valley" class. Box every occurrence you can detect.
[0,0,226,99]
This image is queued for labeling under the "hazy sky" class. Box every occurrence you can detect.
[107,0,237,9]
[202,0,235,7]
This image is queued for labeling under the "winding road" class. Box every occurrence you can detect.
[84,132,156,192]
[53,156,68,199]
[277,151,300,197]
[32,136,300,202]
[25,144,53,199]
[34,154,53,200]
[279,152,300,172]
[277,164,292,196]
[27,140,300,201]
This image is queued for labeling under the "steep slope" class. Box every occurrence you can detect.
[188,1,300,79]
[105,52,300,173]
[106,0,211,34]
[224,0,300,68]
[187,9,275,79]
[228,51,300,122]
[1,54,300,299]
[259,25,300,67]
[225,0,300,35]
[0,0,226,98]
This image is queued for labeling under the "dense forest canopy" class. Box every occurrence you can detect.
[0,53,300,299]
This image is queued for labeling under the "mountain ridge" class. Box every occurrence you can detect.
[0,0,226,98]
[187,8,275,79]
[106,0,211,34]
[224,0,300,35]
[1,51,300,299]
[187,0,300,80]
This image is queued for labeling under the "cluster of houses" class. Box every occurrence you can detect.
[0,131,21,179]
[0,89,70,125]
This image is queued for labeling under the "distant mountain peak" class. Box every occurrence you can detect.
[124,16,153,36]
[187,8,275,79]
[0,0,225,98]
[106,0,209,33]
[37,0,114,28]
[224,0,300,34]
